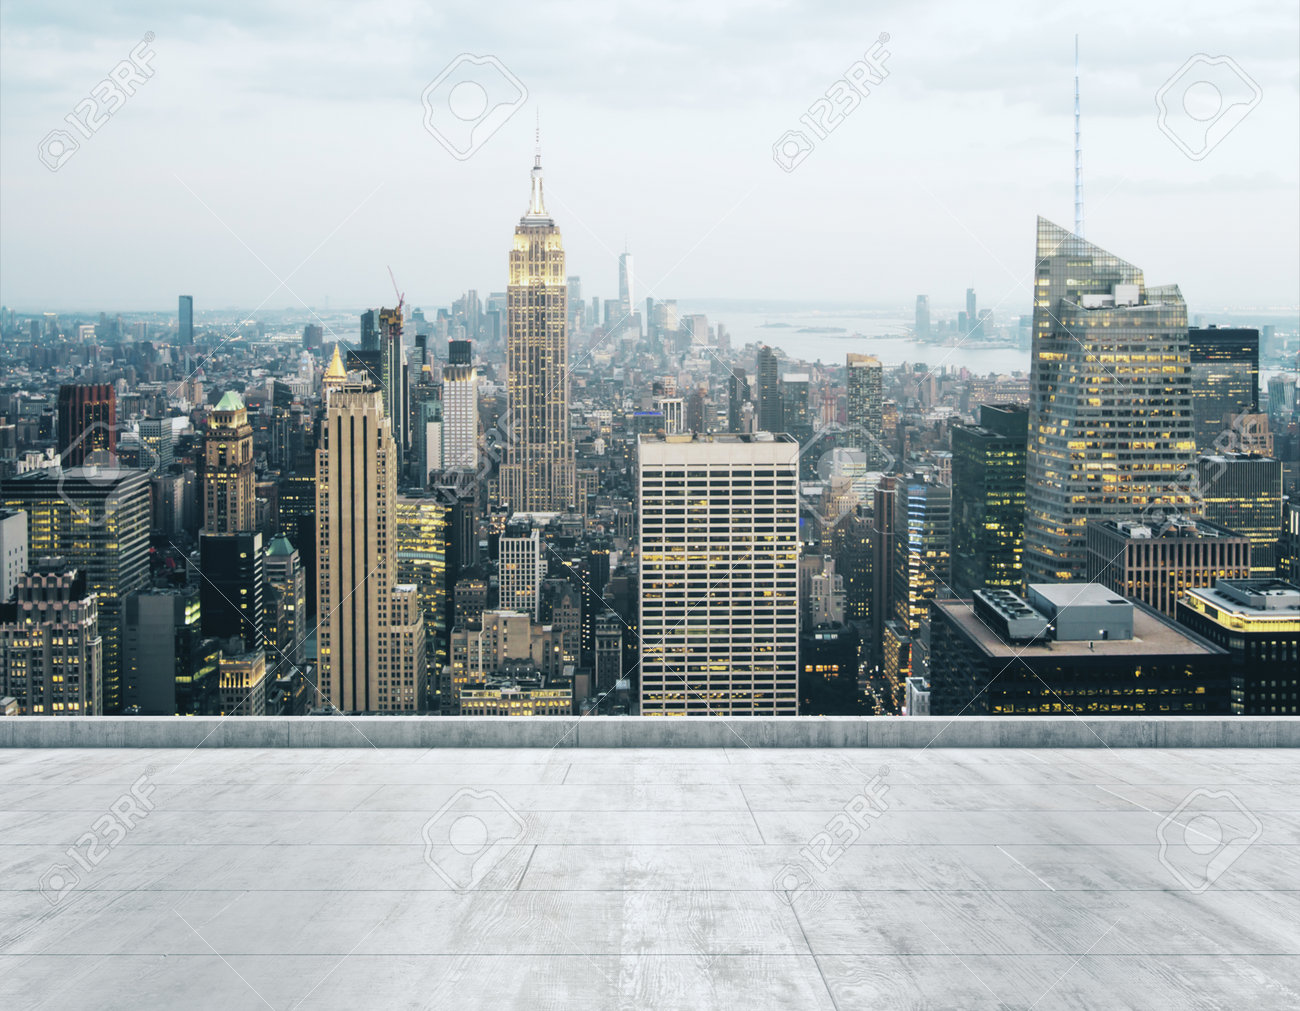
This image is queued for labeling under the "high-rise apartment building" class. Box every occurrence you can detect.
[442,339,479,470]
[638,434,800,715]
[3,469,150,714]
[1189,326,1259,453]
[317,385,426,712]
[0,567,102,715]
[756,346,782,434]
[1024,218,1196,582]
[57,384,116,465]
[951,404,1028,596]
[499,527,544,620]
[203,391,256,533]
[499,151,576,513]
[178,295,194,345]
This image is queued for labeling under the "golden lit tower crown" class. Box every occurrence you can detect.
[499,141,576,513]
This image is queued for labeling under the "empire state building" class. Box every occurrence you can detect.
[499,148,576,514]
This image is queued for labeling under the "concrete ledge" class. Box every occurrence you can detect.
[2,716,1297,747]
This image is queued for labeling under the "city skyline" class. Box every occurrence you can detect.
[2,4,1297,311]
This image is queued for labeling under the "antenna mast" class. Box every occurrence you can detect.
[1074,34,1084,238]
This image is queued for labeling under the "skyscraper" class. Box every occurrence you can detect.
[756,345,782,434]
[638,434,800,716]
[203,391,256,534]
[442,339,478,470]
[1023,218,1196,583]
[178,295,194,345]
[727,368,751,433]
[951,404,1028,596]
[846,353,883,460]
[1189,326,1260,453]
[0,566,102,715]
[619,250,634,318]
[199,531,265,652]
[317,385,425,712]
[57,383,116,465]
[500,149,576,514]
[499,526,544,620]
[892,476,951,636]
[379,306,408,470]
[914,296,930,340]
[1197,453,1283,577]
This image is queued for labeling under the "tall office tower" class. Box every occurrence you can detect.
[965,288,980,337]
[781,374,812,440]
[891,476,951,637]
[57,383,116,465]
[317,385,425,711]
[500,526,545,621]
[124,587,220,715]
[203,391,256,533]
[1189,326,1260,452]
[619,251,634,316]
[199,531,265,651]
[442,339,479,470]
[950,404,1028,596]
[412,398,442,488]
[138,417,173,474]
[638,434,800,715]
[566,276,583,331]
[1024,218,1196,583]
[179,295,194,345]
[0,567,102,715]
[303,323,323,349]
[3,470,150,714]
[360,309,379,351]
[914,296,931,340]
[377,306,409,470]
[1087,517,1250,617]
[846,353,883,458]
[500,149,576,514]
[1197,453,1284,577]
[264,536,307,668]
[728,368,751,433]
[756,345,782,433]
[869,475,898,665]
[0,508,29,602]
[395,494,449,684]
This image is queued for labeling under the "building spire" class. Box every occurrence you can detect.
[526,112,547,219]
[1074,34,1085,238]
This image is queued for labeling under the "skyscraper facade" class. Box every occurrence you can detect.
[1024,218,1196,583]
[57,383,116,465]
[727,368,750,433]
[379,306,408,471]
[638,434,800,716]
[0,567,102,715]
[442,340,478,470]
[914,296,930,340]
[1189,326,1259,453]
[500,152,576,513]
[756,345,782,434]
[203,391,256,533]
[892,476,952,636]
[618,251,634,318]
[1196,453,1283,577]
[846,353,883,461]
[951,404,1028,596]
[178,295,194,345]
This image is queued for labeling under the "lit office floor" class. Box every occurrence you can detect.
[2,746,1298,1010]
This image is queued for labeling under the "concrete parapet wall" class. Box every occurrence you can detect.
[1,716,1296,748]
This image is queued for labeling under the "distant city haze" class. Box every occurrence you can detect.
[1,1,1296,313]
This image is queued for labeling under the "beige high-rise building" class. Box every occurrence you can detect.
[203,391,256,533]
[316,385,426,712]
[638,433,800,716]
[499,148,576,514]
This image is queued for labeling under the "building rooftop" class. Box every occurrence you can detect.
[213,390,245,412]
[1184,580,1300,618]
[1091,517,1245,541]
[936,598,1220,657]
[2,736,1294,1008]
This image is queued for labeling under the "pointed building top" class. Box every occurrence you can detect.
[522,120,552,224]
[214,390,245,412]
[324,343,347,382]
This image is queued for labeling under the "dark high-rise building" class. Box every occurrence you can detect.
[869,475,897,667]
[727,369,750,433]
[303,323,323,349]
[179,295,194,345]
[892,476,951,637]
[1189,326,1260,453]
[360,309,379,351]
[0,566,102,716]
[199,531,265,653]
[781,373,811,441]
[1197,453,1284,577]
[57,383,117,465]
[124,587,219,715]
[3,469,151,714]
[914,295,930,340]
[379,307,409,470]
[756,345,782,434]
[951,404,1028,596]
[1024,218,1196,583]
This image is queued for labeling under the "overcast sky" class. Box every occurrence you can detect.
[1,0,1296,318]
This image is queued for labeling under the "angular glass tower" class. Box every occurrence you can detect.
[1023,218,1196,583]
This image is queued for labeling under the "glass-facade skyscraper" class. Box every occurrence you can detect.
[951,404,1028,596]
[1024,218,1197,583]
[1189,326,1259,453]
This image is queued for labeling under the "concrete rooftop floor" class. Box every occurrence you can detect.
[1,746,1297,1010]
